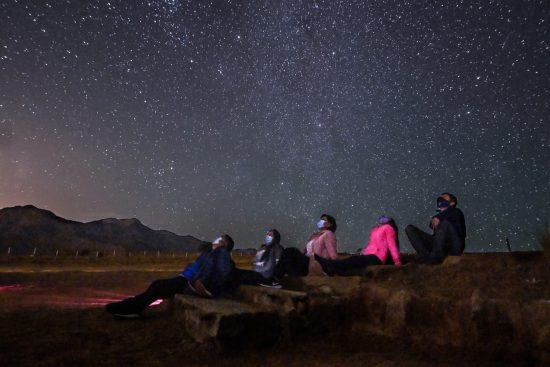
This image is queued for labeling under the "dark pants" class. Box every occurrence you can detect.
[324,254,382,275]
[233,268,270,285]
[131,276,189,311]
[406,220,465,264]
[273,247,309,278]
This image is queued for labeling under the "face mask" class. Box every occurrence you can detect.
[264,235,273,245]
[213,237,222,245]
[316,219,326,230]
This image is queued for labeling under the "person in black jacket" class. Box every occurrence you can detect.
[406,193,466,264]
[105,234,235,318]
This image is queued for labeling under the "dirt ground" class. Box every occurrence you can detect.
[0,255,547,366]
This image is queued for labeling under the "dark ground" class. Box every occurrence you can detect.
[0,254,547,366]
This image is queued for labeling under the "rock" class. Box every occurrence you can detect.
[235,285,308,315]
[442,255,462,265]
[172,295,282,350]
[282,275,362,296]
[235,286,309,336]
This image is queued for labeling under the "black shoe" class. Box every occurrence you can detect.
[105,298,142,318]
[314,254,335,276]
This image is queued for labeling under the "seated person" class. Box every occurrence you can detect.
[315,216,401,275]
[233,229,284,288]
[406,193,466,264]
[105,234,235,318]
[273,214,338,278]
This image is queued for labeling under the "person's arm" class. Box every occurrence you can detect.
[385,226,401,266]
[430,212,442,229]
[323,231,338,260]
[260,246,279,277]
[181,251,208,279]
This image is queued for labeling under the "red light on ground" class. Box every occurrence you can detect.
[0,284,27,292]
[150,299,163,306]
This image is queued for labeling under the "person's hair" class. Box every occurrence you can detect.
[269,229,281,244]
[221,234,234,252]
[320,214,337,232]
[386,218,400,249]
[441,192,458,206]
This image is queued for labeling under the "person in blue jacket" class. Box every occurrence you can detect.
[105,234,235,318]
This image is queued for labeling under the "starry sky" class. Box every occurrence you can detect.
[1,0,549,252]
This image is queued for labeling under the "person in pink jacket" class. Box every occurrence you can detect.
[315,216,401,276]
[273,214,338,278]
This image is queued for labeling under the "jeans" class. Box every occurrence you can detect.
[273,247,309,278]
[233,268,270,285]
[406,220,465,263]
[132,276,189,311]
[323,254,382,274]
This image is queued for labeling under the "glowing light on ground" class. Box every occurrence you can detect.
[0,284,29,292]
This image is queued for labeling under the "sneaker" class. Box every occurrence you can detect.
[105,298,142,318]
[257,280,282,289]
[188,279,213,298]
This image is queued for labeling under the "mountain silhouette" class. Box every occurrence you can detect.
[0,205,203,255]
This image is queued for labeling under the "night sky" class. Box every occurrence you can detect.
[1,0,549,252]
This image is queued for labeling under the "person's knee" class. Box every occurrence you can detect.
[405,224,416,235]
[149,279,161,288]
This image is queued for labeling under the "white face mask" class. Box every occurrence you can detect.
[316,219,326,230]
[213,237,222,245]
[264,235,273,245]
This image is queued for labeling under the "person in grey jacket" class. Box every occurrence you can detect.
[234,229,284,288]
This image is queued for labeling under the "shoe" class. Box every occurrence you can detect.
[105,298,142,318]
[188,279,213,298]
[314,254,335,276]
[257,279,282,289]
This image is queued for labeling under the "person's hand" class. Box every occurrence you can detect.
[431,217,440,229]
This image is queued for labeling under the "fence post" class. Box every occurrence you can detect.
[76,250,79,257]
[113,249,116,257]
[56,249,59,257]
[7,247,10,256]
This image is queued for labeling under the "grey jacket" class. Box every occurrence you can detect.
[252,242,284,278]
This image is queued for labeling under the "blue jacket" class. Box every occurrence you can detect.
[190,247,235,297]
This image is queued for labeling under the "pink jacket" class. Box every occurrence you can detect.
[305,230,338,260]
[361,224,401,266]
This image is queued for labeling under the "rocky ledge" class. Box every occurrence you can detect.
[172,252,549,363]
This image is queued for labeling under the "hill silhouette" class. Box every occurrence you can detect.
[0,205,202,255]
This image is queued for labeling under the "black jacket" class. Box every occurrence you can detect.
[433,207,466,239]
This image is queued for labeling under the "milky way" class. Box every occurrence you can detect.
[1,0,549,251]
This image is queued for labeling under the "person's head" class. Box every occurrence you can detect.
[264,229,281,245]
[212,234,234,251]
[436,196,451,212]
[441,192,457,207]
[317,214,337,232]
